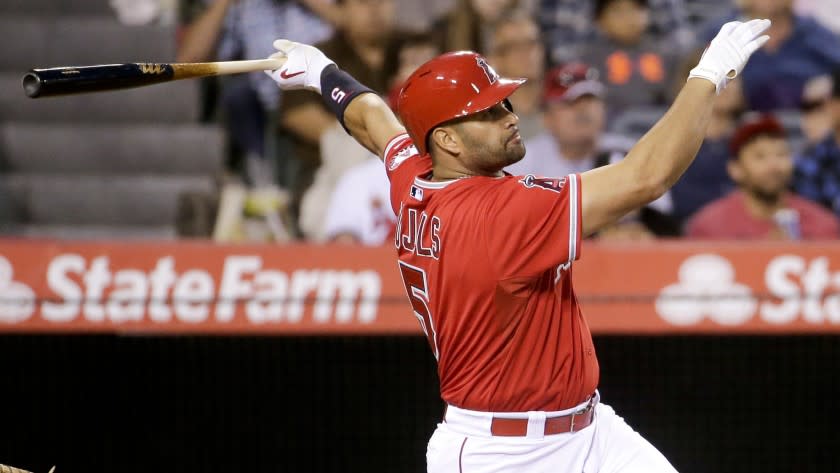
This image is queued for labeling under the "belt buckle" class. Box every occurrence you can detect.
[569,396,595,433]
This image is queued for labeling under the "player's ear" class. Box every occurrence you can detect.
[430,126,461,156]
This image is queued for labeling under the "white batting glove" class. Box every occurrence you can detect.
[264,39,335,94]
[689,19,771,94]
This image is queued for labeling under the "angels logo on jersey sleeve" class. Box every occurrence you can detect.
[518,174,567,193]
[387,138,419,171]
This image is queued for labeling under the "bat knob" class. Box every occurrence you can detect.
[22,72,43,98]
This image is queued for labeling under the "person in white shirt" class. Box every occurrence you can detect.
[322,157,396,245]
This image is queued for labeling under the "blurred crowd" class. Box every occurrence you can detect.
[168,0,840,243]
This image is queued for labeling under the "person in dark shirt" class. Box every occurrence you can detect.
[279,0,395,233]
[700,0,840,111]
[793,69,840,217]
[687,114,840,239]
[580,0,678,119]
[670,77,744,223]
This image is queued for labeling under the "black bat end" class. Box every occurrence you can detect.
[22,72,43,98]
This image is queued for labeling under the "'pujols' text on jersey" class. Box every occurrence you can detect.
[395,205,442,259]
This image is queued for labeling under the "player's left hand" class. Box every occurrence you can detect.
[264,39,336,94]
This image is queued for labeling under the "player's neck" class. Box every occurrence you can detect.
[430,164,502,181]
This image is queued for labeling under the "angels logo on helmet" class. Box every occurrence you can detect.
[475,57,499,85]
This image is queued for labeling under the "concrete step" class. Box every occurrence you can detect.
[0,73,201,123]
[1,16,176,70]
[0,174,215,225]
[0,123,225,175]
[0,223,177,240]
[0,0,113,16]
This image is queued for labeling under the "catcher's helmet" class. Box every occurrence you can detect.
[396,51,525,155]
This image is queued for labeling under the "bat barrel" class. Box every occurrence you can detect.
[23,63,175,98]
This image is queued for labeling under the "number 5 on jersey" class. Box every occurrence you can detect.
[398,261,439,359]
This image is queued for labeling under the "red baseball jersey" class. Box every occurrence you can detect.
[383,133,599,412]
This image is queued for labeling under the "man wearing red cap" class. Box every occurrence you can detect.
[265,19,771,473]
[686,114,839,239]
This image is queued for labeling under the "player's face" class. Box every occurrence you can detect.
[454,102,526,171]
[729,135,793,203]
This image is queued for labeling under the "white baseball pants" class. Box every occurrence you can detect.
[427,397,678,473]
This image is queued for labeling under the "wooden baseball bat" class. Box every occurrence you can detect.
[22,59,285,98]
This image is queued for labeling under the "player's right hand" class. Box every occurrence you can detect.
[264,39,336,95]
[689,19,771,94]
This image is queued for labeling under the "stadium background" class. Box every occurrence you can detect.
[2,0,840,472]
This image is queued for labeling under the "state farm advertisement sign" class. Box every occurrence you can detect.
[0,241,411,334]
[0,240,839,334]
[576,242,840,333]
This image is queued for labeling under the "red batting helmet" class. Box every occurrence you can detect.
[396,51,525,155]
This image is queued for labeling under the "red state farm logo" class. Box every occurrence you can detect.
[0,255,36,323]
[656,253,840,326]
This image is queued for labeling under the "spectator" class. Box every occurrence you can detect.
[670,77,744,223]
[538,0,693,64]
[280,0,396,236]
[384,31,441,110]
[793,70,840,217]
[310,32,440,244]
[687,114,840,239]
[177,0,334,185]
[487,12,546,140]
[795,0,840,35]
[432,0,521,54]
[507,63,678,239]
[700,0,840,111]
[580,0,678,118]
[507,63,608,178]
[798,74,834,147]
[322,158,396,244]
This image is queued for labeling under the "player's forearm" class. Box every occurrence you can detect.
[266,41,407,159]
[176,0,233,63]
[343,93,406,157]
[622,78,716,202]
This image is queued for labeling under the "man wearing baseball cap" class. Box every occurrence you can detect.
[506,63,610,177]
[793,69,840,217]
[686,114,839,239]
[508,63,678,238]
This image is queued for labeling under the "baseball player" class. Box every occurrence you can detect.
[266,19,771,473]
